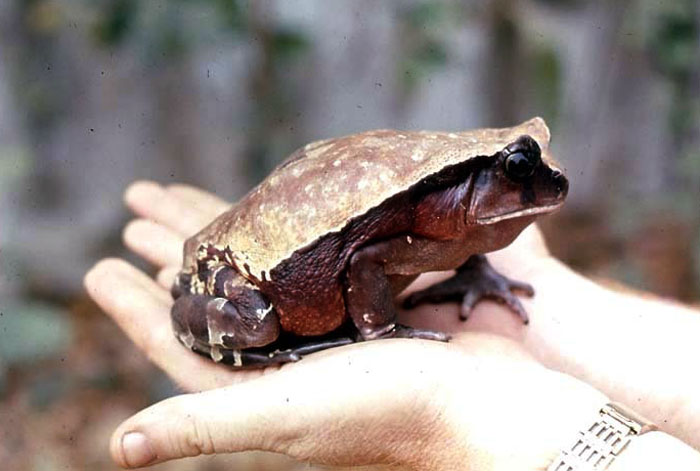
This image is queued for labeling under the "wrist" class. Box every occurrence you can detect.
[433,364,609,471]
[518,258,700,446]
[606,431,700,470]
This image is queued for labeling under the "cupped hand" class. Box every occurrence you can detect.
[84,180,700,469]
[85,181,608,469]
[103,327,606,470]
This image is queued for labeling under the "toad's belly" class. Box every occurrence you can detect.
[267,281,347,336]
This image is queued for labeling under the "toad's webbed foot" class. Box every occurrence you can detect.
[385,324,451,342]
[402,254,534,323]
[359,322,450,342]
[173,292,357,368]
[192,336,356,368]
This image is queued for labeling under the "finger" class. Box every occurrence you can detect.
[84,258,238,391]
[124,181,214,237]
[156,266,180,291]
[111,386,277,468]
[165,183,230,219]
[123,219,184,268]
[110,340,451,469]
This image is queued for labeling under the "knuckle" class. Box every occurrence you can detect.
[141,326,176,360]
[84,258,128,289]
[129,179,158,190]
[167,400,217,457]
[185,415,217,456]
[183,237,199,255]
[125,180,159,200]
[122,219,145,245]
[268,432,314,461]
[279,440,314,461]
[157,267,178,288]
[166,183,192,193]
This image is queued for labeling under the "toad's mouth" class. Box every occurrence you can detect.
[475,201,565,225]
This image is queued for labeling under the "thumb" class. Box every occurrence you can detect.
[110,341,451,468]
[111,378,318,468]
[110,388,246,468]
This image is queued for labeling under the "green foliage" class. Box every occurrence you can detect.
[271,30,310,62]
[90,0,247,56]
[676,147,700,215]
[648,1,699,134]
[212,0,246,34]
[28,371,70,409]
[0,146,33,187]
[245,24,311,180]
[403,1,451,29]
[531,45,561,129]
[651,4,698,80]
[0,302,73,366]
[92,0,136,47]
[415,39,449,68]
[532,0,584,8]
[648,0,700,222]
[400,40,448,92]
[155,19,188,59]
[397,2,457,94]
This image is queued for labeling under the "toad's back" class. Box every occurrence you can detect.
[183,118,551,283]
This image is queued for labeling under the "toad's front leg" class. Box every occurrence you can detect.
[344,238,450,342]
[402,254,534,323]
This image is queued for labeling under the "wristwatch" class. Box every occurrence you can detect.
[547,402,657,471]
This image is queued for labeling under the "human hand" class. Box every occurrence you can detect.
[102,319,607,470]
[395,204,700,448]
[475,225,700,447]
[84,181,700,469]
[85,181,609,469]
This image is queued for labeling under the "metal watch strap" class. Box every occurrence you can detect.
[547,402,657,471]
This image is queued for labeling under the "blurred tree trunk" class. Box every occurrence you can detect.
[484,0,522,126]
[152,57,197,183]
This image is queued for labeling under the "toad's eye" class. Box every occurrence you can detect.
[504,144,540,181]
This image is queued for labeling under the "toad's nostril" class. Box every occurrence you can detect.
[553,171,568,195]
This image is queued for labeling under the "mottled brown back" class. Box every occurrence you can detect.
[184,117,552,280]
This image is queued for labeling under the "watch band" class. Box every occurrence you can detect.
[547,402,657,471]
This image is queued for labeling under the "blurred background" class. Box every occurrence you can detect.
[0,0,698,469]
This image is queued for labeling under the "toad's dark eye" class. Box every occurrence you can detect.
[504,148,539,181]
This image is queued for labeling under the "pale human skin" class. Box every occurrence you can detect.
[84,181,700,470]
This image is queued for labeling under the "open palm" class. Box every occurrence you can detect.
[84,181,700,469]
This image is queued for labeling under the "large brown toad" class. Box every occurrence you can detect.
[171,118,568,367]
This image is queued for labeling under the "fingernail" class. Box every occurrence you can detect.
[122,432,156,467]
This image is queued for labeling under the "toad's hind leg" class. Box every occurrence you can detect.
[216,336,356,368]
[172,267,356,367]
[171,266,285,367]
